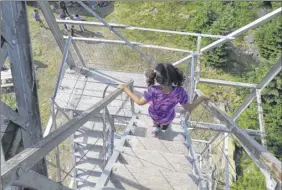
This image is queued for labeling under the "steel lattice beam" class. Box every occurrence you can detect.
[0,101,26,127]
[2,1,48,177]
[11,170,71,190]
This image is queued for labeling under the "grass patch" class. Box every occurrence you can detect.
[26,6,63,127]
[27,6,73,183]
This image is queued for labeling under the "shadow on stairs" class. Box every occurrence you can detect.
[82,113,206,190]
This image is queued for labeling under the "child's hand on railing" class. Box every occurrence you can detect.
[199,95,210,102]
[118,84,126,90]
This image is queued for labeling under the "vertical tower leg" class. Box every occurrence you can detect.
[1,1,47,176]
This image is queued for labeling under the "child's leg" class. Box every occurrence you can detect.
[79,25,85,32]
[36,20,42,27]
[39,19,44,27]
[152,122,161,137]
[68,29,72,36]
[65,8,70,16]
[161,124,169,130]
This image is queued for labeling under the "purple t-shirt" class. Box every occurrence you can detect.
[144,86,189,125]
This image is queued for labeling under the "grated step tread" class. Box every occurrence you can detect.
[109,163,198,190]
[118,147,193,173]
[125,135,189,155]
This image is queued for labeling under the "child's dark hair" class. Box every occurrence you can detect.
[146,63,185,87]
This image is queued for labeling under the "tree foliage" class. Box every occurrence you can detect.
[262,72,282,159]
[205,45,229,69]
[231,161,266,190]
[255,17,282,60]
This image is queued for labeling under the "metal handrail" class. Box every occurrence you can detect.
[101,82,135,158]
[56,19,235,39]
[49,37,72,183]
[52,36,72,100]
[1,80,134,189]
[181,114,208,190]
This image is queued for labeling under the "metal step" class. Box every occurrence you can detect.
[75,144,103,159]
[76,168,101,190]
[74,120,104,145]
[125,135,189,155]
[77,121,104,131]
[75,156,104,189]
[74,130,104,146]
[76,157,103,170]
[109,163,198,190]
[75,157,119,190]
[118,147,193,173]
[74,135,121,147]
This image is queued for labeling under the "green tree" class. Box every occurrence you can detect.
[255,17,282,60]
[187,3,218,34]
[231,151,266,190]
[203,4,235,70]
[262,72,282,159]
[231,163,266,190]
[204,45,229,69]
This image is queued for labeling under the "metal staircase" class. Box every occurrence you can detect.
[71,109,207,190]
[73,120,105,189]
[101,113,204,190]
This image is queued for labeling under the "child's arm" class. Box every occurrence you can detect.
[182,96,210,113]
[118,84,147,105]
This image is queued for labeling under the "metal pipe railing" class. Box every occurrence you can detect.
[56,19,235,39]
[196,89,281,186]
[49,36,72,183]
[181,115,208,190]
[189,52,196,101]
[195,36,202,86]
[51,100,62,182]
[64,36,194,53]
[101,82,135,161]
[104,107,115,158]
[1,80,134,189]
[52,36,72,100]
